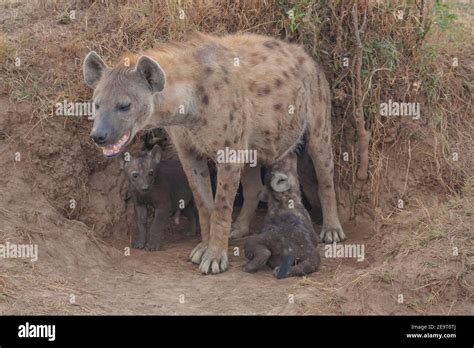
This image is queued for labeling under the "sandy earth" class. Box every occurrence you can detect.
[0,96,471,315]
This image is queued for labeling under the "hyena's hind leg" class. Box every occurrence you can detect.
[230,164,263,239]
[306,103,346,243]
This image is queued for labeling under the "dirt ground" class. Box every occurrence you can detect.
[0,95,472,315]
[0,1,472,315]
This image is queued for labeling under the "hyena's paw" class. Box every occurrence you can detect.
[229,224,250,240]
[199,247,228,274]
[189,242,208,265]
[320,225,346,243]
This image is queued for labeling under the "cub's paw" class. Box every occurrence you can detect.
[229,225,250,240]
[320,225,346,244]
[183,228,197,237]
[243,262,257,273]
[132,240,146,249]
[199,247,228,274]
[144,241,161,251]
[189,242,208,265]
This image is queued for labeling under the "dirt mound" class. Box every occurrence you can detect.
[0,96,118,312]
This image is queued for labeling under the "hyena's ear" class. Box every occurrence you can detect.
[83,51,107,89]
[150,145,162,165]
[136,56,165,92]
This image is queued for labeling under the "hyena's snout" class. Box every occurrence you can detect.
[90,128,108,145]
[89,120,132,157]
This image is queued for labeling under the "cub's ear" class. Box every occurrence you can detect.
[83,51,108,89]
[136,56,166,92]
[150,145,162,164]
[270,172,290,193]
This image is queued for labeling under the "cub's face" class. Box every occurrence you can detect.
[123,146,162,193]
[260,152,300,205]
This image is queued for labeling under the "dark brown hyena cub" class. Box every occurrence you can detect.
[123,145,198,251]
[243,152,320,279]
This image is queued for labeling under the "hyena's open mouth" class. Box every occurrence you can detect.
[101,131,131,157]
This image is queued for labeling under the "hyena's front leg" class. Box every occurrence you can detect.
[173,145,214,263]
[199,162,242,274]
[132,202,148,249]
[146,207,167,251]
[230,164,262,239]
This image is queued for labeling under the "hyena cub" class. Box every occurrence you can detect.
[123,145,198,251]
[244,153,320,279]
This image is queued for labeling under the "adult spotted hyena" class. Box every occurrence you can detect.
[83,33,345,274]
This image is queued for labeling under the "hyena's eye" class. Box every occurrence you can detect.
[94,103,100,110]
[117,103,131,112]
[132,172,139,179]
[148,170,153,176]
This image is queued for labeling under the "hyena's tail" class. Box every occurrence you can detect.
[275,254,296,279]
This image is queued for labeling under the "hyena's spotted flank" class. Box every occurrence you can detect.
[83,32,345,274]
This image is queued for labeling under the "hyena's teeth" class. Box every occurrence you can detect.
[100,132,130,156]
